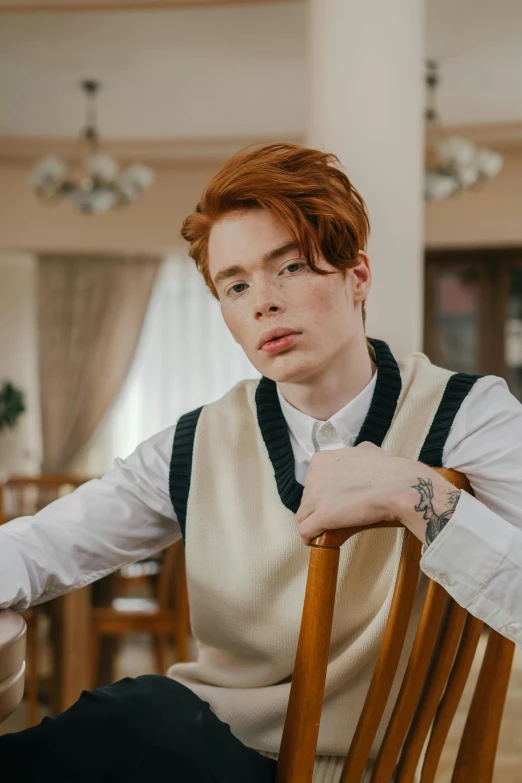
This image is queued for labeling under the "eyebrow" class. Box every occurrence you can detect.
[213,241,300,288]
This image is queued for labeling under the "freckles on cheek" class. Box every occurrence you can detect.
[309,286,334,313]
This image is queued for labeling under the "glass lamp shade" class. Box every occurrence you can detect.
[437,136,476,167]
[66,188,119,214]
[455,164,479,189]
[86,152,119,181]
[475,148,504,178]
[119,164,155,201]
[29,155,67,196]
[425,170,459,201]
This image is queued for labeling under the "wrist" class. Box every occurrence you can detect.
[392,465,455,546]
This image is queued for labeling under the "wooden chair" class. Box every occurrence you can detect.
[0,475,89,526]
[0,475,89,726]
[0,611,26,725]
[90,538,191,686]
[276,469,516,783]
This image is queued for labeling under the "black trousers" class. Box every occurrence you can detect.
[0,675,277,782]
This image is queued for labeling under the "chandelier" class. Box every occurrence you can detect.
[424,61,503,201]
[29,80,155,214]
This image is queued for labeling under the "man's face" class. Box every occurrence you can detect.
[208,208,371,384]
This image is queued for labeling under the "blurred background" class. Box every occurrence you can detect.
[0,1,521,779]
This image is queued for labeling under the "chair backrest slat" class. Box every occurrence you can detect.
[451,628,515,783]
[276,545,341,783]
[419,613,484,783]
[395,599,468,783]
[369,579,448,782]
[340,532,420,783]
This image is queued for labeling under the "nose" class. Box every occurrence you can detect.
[252,280,285,320]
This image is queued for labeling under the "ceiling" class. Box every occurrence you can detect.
[0,3,307,138]
[0,0,521,140]
[426,0,522,126]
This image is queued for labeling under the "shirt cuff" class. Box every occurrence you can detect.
[420,490,522,645]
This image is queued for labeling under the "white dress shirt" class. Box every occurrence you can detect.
[1,373,521,647]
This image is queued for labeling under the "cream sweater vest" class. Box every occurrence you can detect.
[168,341,479,782]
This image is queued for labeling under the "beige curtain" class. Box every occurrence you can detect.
[38,253,160,473]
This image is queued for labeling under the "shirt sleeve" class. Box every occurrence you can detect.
[0,425,181,612]
[420,375,522,646]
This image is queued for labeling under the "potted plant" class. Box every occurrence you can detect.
[0,382,26,433]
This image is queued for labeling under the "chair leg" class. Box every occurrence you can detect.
[26,613,39,727]
[90,629,101,690]
[98,637,119,686]
[175,624,190,664]
[175,579,191,664]
[154,635,170,675]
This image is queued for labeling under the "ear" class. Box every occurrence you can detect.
[351,251,372,302]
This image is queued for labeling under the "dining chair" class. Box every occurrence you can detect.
[0,475,89,526]
[276,468,515,783]
[90,538,191,686]
[0,611,26,725]
[0,475,89,726]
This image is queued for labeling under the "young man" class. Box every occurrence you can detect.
[1,143,521,783]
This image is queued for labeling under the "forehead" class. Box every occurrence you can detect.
[208,209,293,278]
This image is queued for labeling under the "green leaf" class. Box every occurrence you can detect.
[0,382,26,432]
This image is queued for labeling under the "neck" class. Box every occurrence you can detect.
[277,336,376,421]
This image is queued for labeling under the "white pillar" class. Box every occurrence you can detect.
[308,0,425,357]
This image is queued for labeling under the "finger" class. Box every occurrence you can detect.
[297,511,328,545]
[295,500,315,525]
[356,440,377,449]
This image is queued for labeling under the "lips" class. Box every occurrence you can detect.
[258,327,301,350]
[258,328,301,355]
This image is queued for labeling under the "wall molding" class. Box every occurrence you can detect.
[1,123,520,168]
[0,134,303,168]
[0,0,297,11]
[427,121,522,153]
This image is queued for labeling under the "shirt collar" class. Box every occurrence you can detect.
[276,371,378,456]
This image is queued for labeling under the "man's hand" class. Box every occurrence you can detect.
[295,442,461,547]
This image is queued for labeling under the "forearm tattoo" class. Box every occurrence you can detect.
[411,477,461,546]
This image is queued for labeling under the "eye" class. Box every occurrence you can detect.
[284,262,304,274]
[228,282,247,296]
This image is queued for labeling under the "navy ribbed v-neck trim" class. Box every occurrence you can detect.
[254,338,402,513]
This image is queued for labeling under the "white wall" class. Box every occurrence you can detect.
[0,254,42,476]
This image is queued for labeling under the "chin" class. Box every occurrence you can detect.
[259,353,322,384]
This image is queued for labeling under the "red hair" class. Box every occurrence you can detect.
[181,142,370,320]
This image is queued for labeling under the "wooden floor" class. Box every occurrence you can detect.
[2,634,522,781]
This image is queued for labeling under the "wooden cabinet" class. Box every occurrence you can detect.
[425,248,522,400]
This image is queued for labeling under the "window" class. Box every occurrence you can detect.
[81,255,260,474]
[425,248,522,399]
